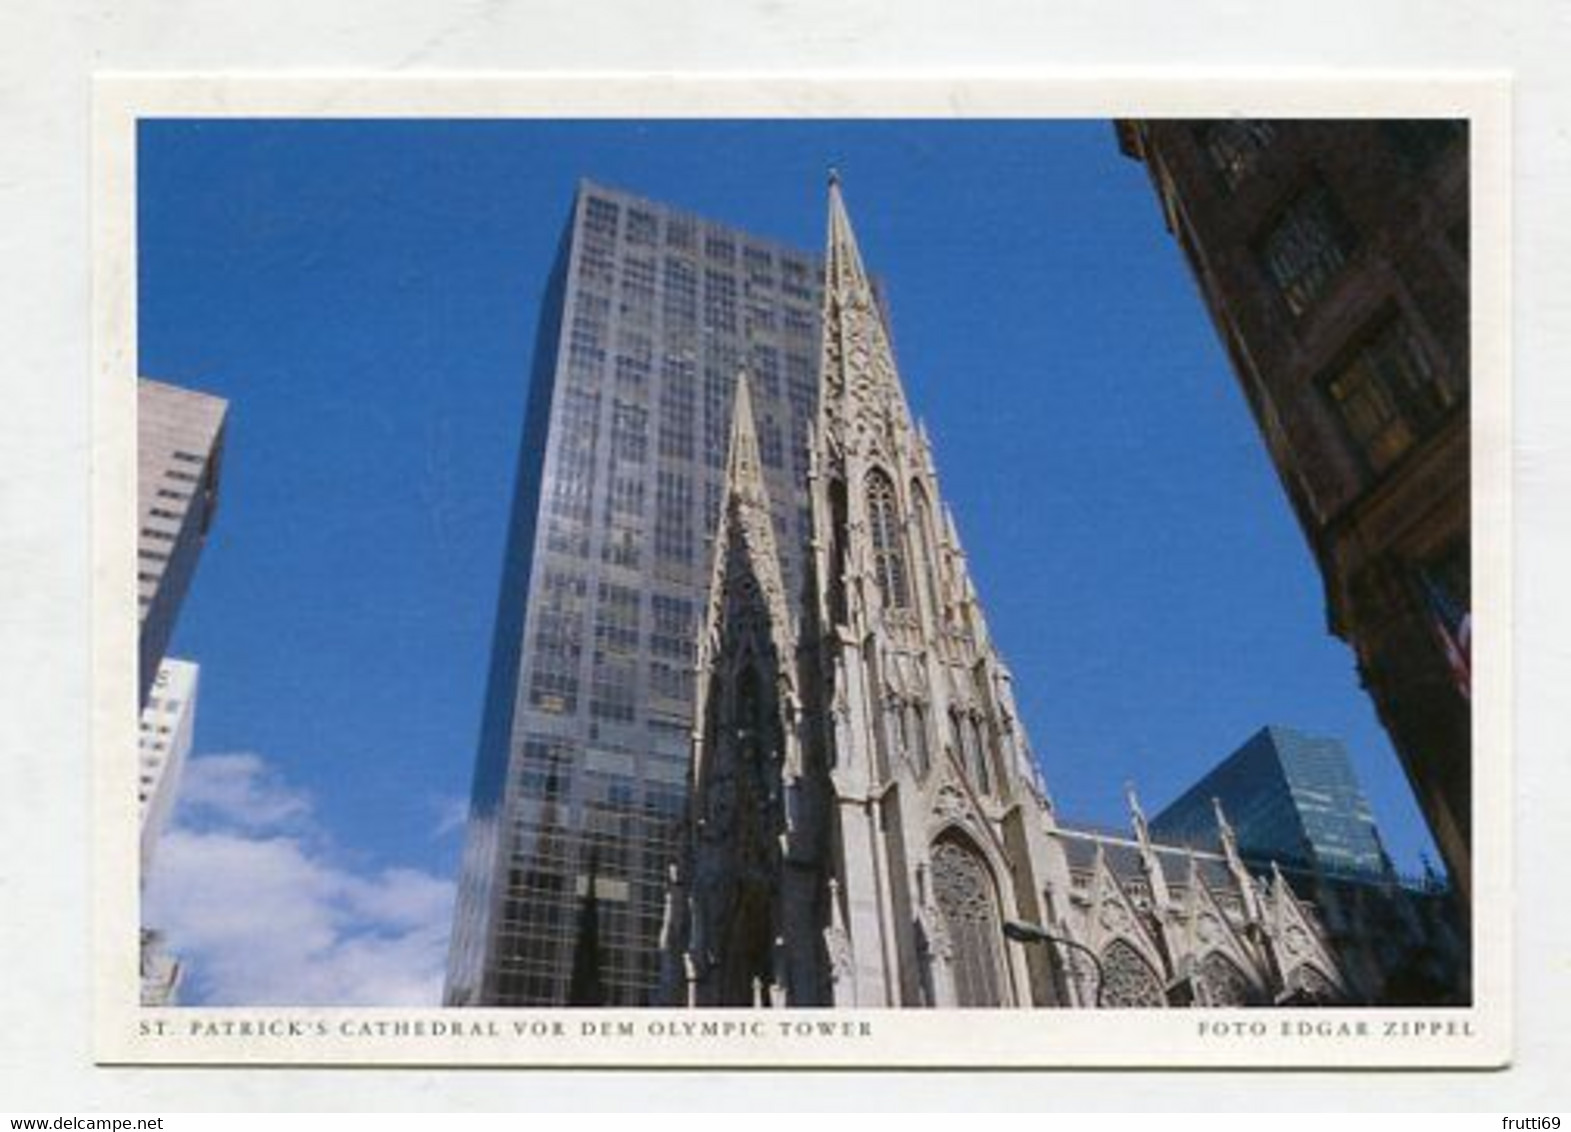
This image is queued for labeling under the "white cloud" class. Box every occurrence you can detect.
[430,794,471,840]
[144,753,455,1006]
[173,752,312,831]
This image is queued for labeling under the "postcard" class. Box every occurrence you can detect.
[92,74,1510,1067]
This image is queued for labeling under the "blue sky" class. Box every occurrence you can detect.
[137,119,1440,1003]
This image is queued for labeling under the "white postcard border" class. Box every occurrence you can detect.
[91,73,1512,1069]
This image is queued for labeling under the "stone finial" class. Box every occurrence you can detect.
[1211,796,1236,846]
[1125,780,1147,827]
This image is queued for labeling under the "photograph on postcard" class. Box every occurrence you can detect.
[97,82,1507,1066]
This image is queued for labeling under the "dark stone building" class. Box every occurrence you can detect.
[1115,120,1472,901]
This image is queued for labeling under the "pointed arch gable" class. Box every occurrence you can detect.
[927,762,1012,868]
[1270,878,1348,1000]
[1085,851,1168,977]
[1178,867,1268,997]
[1284,962,1340,1005]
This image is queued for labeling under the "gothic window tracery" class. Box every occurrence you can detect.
[1197,950,1255,1007]
[1099,939,1165,1008]
[1288,963,1338,1004]
[930,837,1007,1007]
[866,469,910,610]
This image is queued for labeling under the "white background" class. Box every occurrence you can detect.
[2,0,1568,1112]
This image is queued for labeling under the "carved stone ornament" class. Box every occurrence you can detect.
[1283,924,1311,959]
[1197,950,1254,1007]
[919,902,954,962]
[830,661,850,721]
[824,923,854,982]
[932,782,977,831]
[1099,938,1166,1008]
[1288,963,1338,1002]
[1099,898,1134,936]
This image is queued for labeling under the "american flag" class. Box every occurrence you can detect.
[1420,569,1471,701]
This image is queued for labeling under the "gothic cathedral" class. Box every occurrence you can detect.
[660,176,1362,1010]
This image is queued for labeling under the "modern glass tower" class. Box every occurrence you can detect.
[446,181,824,1006]
[1149,724,1389,877]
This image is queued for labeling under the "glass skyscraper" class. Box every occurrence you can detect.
[1149,724,1389,877]
[446,181,824,1006]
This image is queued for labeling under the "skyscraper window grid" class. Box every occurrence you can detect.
[446,181,825,1006]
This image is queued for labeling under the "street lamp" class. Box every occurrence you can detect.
[1003,919,1106,1008]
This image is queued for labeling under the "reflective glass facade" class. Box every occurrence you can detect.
[1150,725,1387,877]
[446,182,822,1006]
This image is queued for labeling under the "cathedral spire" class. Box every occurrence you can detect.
[673,367,803,1006]
[691,366,795,794]
[697,366,793,674]
[724,369,769,511]
[816,174,911,443]
[826,171,873,303]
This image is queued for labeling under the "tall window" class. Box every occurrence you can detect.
[971,717,993,795]
[910,483,937,614]
[953,710,993,795]
[1325,316,1463,474]
[866,470,909,609]
[931,837,1006,1007]
[1196,119,1276,191]
[904,702,930,778]
[1258,184,1355,317]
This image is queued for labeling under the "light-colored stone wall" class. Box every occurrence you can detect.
[137,656,199,878]
[136,378,227,703]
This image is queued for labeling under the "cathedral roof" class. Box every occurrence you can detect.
[1054,823,1237,890]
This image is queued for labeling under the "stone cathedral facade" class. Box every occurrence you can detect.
[659,178,1389,1009]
